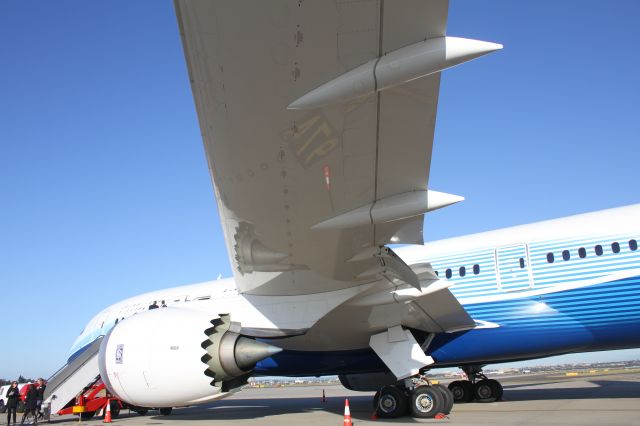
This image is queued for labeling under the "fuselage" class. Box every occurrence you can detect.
[70,204,640,375]
[404,203,640,367]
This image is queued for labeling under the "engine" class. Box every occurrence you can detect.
[98,307,280,407]
[339,371,397,391]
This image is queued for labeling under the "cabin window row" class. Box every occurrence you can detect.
[435,264,481,279]
[546,239,637,263]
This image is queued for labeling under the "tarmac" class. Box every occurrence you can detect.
[46,372,640,426]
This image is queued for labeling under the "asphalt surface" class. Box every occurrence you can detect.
[45,372,640,425]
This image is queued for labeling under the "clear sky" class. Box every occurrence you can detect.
[1,1,639,379]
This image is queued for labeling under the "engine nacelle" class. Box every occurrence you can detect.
[339,371,397,391]
[99,307,280,407]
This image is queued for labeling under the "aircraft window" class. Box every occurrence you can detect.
[578,247,587,258]
[195,296,211,301]
[547,252,554,263]
[445,269,452,279]
[562,250,570,261]
[611,242,620,253]
[595,245,603,256]
[473,264,480,275]
[519,258,525,268]
[459,266,466,277]
[630,239,638,251]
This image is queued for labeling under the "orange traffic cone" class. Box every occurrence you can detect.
[343,399,353,426]
[321,389,327,403]
[103,399,112,423]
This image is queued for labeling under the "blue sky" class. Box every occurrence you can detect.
[1,1,639,379]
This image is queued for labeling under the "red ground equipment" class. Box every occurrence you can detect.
[57,380,122,420]
[18,383,33,403]
[16,383,34,412]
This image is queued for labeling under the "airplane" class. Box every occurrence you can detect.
[70,203,640,419]
[44,0,640,420]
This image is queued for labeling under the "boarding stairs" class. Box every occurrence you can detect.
[42,337,103,419]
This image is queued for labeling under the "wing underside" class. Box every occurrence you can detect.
[175,0,452,296]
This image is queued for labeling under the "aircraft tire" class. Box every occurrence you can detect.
[474,379,499,403]
[375,386,407,418]
[432,384,454,414]
[409,386,443,418]
[487,379,503,400]
[159,407,173,416]
[135,409,149,416]
[81,411,95,420]
[0,400,6,413]
[448,380,474,403]
[110,400,121,418]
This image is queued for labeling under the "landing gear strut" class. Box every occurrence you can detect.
[448,365,503,403]
[373,374,454,419]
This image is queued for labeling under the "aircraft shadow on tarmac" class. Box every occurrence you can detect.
[501,380,640,401]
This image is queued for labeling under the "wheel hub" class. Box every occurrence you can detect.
[415,394,434,413]
[478,384,492,399]
[451,386,463,399]
[380,395,397,413]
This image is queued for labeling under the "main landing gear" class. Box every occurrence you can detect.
[373,374,454,419]
[448,365,504,403]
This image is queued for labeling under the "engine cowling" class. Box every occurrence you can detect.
[339,371,397,391]
[98,307,280,407]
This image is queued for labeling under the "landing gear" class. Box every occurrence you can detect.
[109,400,121,418]
[448,380,474,403]
[432,384,454,414]
[409,386,442,418]
[159,407,173,416]
[474,379,502,402]
[373,375,453,419]
[448,366,504,403]
[375,386,407,418]
[128,405,149,416]
[493,379,504,400]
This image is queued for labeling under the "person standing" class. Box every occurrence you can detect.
[19,384,38,426]
[6,381,20,426]
[35,379,46,420]
[148,301,159,310]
